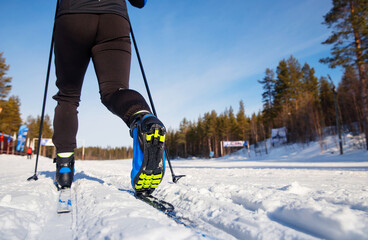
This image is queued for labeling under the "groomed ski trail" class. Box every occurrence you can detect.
[73,162,218,239]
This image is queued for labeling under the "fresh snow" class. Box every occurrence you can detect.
[0,135,367,240]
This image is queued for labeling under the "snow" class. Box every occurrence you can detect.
[0,135,367,239]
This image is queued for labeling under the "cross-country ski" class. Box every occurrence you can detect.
[57,188,72,214]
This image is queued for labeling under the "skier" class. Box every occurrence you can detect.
[27,147,33,159]
[52,0,166,196]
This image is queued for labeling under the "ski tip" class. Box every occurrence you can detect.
[136,194,175,212]
[135,192,150,198]
[57,209,72,214]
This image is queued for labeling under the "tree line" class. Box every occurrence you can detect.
[165,54,365,158]
[165,101,253,158]
[74,146,133,160]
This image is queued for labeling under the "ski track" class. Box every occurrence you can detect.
[157,166,368,240]
[68,161,203,240]
[0,152,367,240]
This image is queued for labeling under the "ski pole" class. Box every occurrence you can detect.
[130,23,185,183]
[27,0,59,181]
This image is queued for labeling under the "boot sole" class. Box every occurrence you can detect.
[133,124,166,196]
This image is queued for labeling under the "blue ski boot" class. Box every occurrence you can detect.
[54,152,75,190]
[130,111,166,196]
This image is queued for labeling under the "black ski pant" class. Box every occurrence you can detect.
[53,13,151,153]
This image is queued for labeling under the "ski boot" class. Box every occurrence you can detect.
[54,152,75,190]
[130,111,166,196]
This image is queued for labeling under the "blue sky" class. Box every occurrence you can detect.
[0,0,343,148]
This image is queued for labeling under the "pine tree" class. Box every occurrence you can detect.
[236,100,248,141]
[274,57,298,137]
[338,66,363,133]
[196,117,205,157]
[208,110,219,156]
[274,59,290,114]
[274,56,303,116]
[286,56,303,112]
[0,52,12,100]
[274,56,317,142]
[258,68,276,123]
[321,0,368,149]
[0,96,21,134]
[166,129,178,158]
[221,109,231,141]
[298,63,323,142]
[228,107,238,141]
[319,77,336,127]
[250,113,259,146]
[301,63,319,104]
[26,115,53,143]
[177,118,189,157]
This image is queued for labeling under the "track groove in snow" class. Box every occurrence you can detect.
[159,169,321,240]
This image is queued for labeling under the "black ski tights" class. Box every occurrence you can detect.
[53,13,150,153]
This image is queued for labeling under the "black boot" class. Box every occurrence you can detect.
[54,152,75,189]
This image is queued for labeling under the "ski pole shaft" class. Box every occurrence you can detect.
[28,0,59,181]
[129,24,157,116]
[129,23,185,183]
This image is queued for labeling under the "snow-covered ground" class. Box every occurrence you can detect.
[0,135,367,240]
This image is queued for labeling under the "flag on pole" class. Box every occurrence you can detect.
[16,125,29,152]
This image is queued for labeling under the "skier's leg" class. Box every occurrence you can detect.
[92,14,166,195]
[53,14,98,188]
[92,14,151,124]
